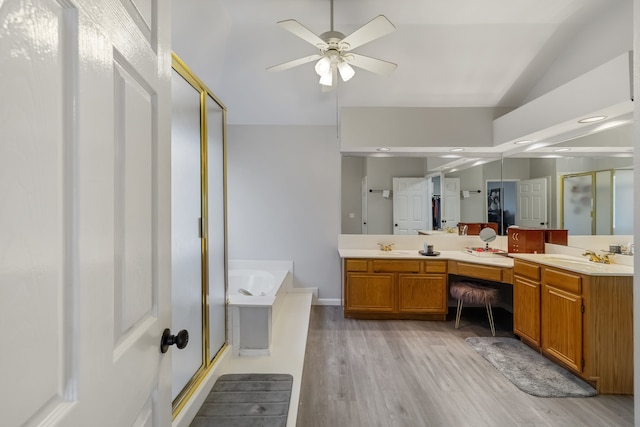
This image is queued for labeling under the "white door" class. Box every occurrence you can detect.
[1,1,172,426]
[392,177,428,234]
[517,178,548,228]
[442,178,461,229]
[361,176,368,234]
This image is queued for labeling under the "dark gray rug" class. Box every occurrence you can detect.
[190,373,293,427]
[465,337,596,398]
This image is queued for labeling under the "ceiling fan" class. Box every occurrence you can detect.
[267,0,397,89]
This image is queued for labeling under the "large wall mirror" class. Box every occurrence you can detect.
[341,123,633,238]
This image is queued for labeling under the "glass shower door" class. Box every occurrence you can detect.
[170,70,204,400]
[562,173,594,235]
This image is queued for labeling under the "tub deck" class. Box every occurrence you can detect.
[173,290,313,427]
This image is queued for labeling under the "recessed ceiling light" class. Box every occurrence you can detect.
[578,115,607,124]
[377,147,390,152]
[553,148,570,152]
[449,148,464,152]
[514,139,533,145]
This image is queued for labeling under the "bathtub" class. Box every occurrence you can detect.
[227,269,287,303]
[227,260,293,356]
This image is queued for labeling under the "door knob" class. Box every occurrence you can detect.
[160,328,189,353]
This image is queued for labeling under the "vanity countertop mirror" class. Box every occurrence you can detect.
[341,123,633,253]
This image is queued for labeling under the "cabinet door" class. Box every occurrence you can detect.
[398,274,447,313]
[513,276,541,348]
[541,284,583,372]
[345,273,395,313]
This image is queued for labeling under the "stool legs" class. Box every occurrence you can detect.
[454,296,496,336]
[455,298,464,329]
[485,301,496,336]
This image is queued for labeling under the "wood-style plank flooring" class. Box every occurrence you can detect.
[296,306,633,427]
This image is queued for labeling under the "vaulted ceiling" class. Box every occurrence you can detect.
[173,0,619,125]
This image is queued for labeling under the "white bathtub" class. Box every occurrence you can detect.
[227,269,287,304]
[227,260,293,356]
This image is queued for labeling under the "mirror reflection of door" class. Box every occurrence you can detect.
[516,178,548,229]
[361,176,368,234]
[442,177,461,229]
[392,177,428,234]
[562,173,594,234]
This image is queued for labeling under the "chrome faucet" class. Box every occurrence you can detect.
[582,250,611,264]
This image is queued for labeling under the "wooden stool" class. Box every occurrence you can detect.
[450,281,500,336]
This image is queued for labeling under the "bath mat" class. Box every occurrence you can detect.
[190,373,293,427]
[465,337,596,398]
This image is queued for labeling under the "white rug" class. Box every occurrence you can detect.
[465,336,596,398]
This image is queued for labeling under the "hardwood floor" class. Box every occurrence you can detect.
[296,306,633,427]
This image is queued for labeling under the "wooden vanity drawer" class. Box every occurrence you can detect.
[424,260,447,273]
[455,262,504,282]
[345,259,369,272]
[543,268,582,294]
[372,260,420,273]
[514,259,541,281]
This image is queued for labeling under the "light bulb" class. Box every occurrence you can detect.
[319,71,333,86]
[315,56,331,76]
[337,61,355,82]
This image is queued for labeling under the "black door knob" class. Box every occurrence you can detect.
[160,328,189,353]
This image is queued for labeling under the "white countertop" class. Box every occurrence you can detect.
[338,249,514,267]
[510,253,633,276]
[339,249,633,276]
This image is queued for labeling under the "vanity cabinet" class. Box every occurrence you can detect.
[508,227,569,253]
[541,268,583,372]
[344,258,447,320]
[448,260,512,284]
[513,259,541,348]
[508,227,545,253]
[512,258,633,394]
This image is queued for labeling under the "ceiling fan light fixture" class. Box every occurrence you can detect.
[319,72,333,86]
[337,61,355,81]
[315,56,332,76]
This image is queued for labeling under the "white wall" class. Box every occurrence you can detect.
[633,0,639,420]
[364,157,427,234]
[524,0,633,103]
[226,125,342,301]
[341,107,503,150]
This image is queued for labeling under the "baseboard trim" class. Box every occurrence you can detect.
[315,298,341,306]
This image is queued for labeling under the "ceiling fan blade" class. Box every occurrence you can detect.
[347,53,397,77]
[340,15,395,51]
[267,54,323,72]
[277,19,328,49]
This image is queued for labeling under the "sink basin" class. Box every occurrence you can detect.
[542,255,592,265]
[542,255,606,271]
[379,251,412,255]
